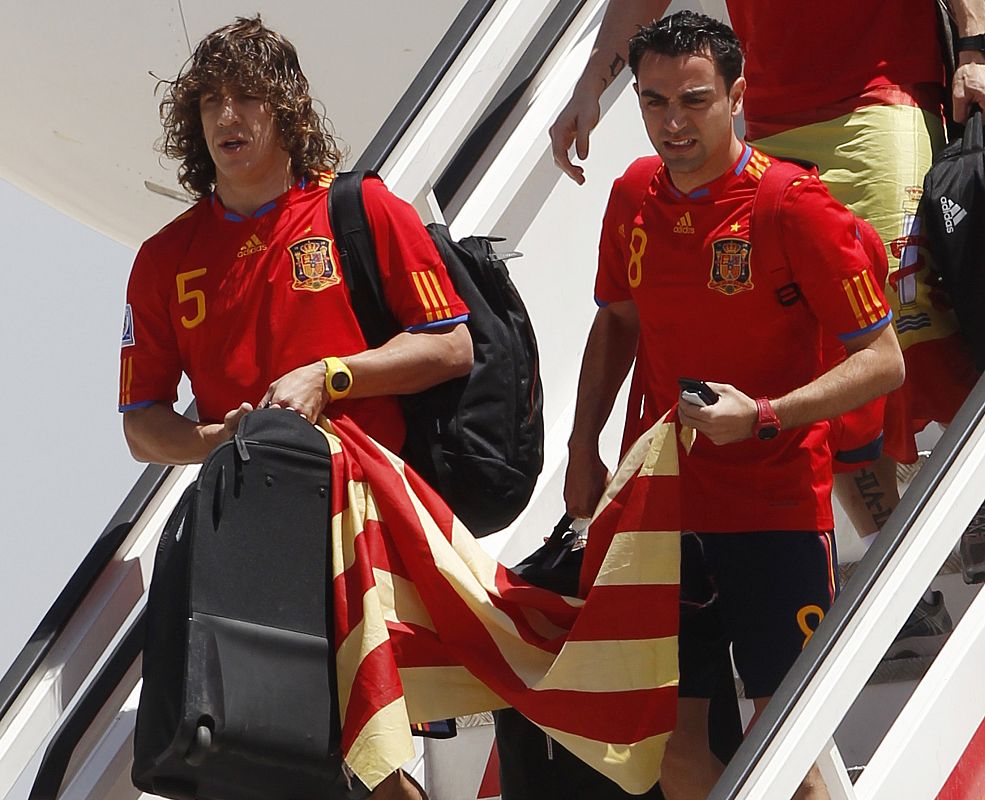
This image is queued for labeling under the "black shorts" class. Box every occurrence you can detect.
[678,530,838,700]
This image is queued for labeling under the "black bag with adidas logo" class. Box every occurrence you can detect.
[328,171,544,537]
[922,106,985,370]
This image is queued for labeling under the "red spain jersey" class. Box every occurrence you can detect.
[595,146,892,532]
[727,0,944,126]
[119,173,468,453]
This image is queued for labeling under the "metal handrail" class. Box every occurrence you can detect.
[353,0,496,173]
[432,0,587,208]
[27,611,145,800]
[0,463,168,725]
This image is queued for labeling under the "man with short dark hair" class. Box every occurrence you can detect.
[551,0,985,589]
[119,16,472,800]
[564,13,904,799]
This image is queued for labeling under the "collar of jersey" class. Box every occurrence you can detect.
[657,143,753,203]
[210,175,309,222]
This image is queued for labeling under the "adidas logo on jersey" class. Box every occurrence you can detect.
[673,212,695,234]
[940,196,967,234]
[237,233,268,257]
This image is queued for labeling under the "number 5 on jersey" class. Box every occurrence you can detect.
[176,268,208,329]
[628,227,647,288]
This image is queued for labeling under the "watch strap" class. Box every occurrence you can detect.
[957,34,985,53]
[753,397,781,440]
[323,356,353,402]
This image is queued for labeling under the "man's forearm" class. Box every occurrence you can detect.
[123,403,228,465]
[578,0,671,96]
[343,323,473,399]
[772,326,904,430]
[950,0,985,35]
[568,305,640,451]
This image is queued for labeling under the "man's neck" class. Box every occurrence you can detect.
[214,161,295,217]
[668,134,745,196]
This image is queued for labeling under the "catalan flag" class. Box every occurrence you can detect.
[320,413,681,794]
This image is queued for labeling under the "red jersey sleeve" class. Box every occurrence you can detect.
[118,240,183,412]
[594,178,632,307]
[361,177,469,331]
[594,157,661,307]
[779,174,893,341]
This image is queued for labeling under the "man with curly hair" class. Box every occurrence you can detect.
[119,16,471,800]
[120,16,471,462]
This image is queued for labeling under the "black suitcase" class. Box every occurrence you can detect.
[132,409,368,800]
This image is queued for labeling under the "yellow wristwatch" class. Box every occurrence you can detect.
[323,357,352,402]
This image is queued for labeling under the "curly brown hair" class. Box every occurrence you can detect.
[158,16,344,198]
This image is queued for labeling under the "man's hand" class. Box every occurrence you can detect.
[953,57,985,123]
[259,360,329,421]
[677,382,758,446]
[564,441,610,518]
[222,402,254,437]
[549,83,603,185]
[124,401,253,465]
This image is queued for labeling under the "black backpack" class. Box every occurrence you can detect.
[922,107,985,371]
[327,171,544,537]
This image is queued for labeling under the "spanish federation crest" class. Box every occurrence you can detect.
[289,237,340,292]
[708,238,753,296]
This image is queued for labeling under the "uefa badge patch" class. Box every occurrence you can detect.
[121,304,135,348]
[288,237,340,292]
[708,238,753,296]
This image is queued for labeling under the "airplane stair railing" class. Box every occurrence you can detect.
[708,370,985,800]
[0,458,195,800]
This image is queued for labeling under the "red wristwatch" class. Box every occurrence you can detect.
[753,397,781,440]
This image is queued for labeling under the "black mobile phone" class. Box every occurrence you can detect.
[678,377,719,407]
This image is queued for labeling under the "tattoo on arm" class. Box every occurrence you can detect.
[854,467,894,529]
[609,53,626,80]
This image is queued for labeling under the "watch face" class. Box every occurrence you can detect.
[331,371,351,392]
[757,426,779,441]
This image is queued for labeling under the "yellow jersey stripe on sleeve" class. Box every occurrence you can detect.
[411,272,435,313]
[849,274,878,325]
[413,270,441,311]
[425,270,450,312]
[842,277,868,328]
[860,269,886,316]
[121,356,133,407]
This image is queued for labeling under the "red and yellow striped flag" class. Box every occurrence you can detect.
[321,413,681,795]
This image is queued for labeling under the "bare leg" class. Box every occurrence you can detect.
[834,455,900,539]
[660,698,724,800]
[368,769,428,800]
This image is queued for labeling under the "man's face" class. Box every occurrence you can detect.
[634,50,745,189]
[199,85,288,190]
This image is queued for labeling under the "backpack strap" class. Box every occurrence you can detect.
[327,170,400,348]
[750,157,818,307]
